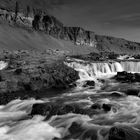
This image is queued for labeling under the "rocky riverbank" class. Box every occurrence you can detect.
[0,50,79,104]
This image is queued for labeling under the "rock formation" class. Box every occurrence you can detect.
[0,50,79,105]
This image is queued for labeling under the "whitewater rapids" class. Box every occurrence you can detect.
[1,59,140,139]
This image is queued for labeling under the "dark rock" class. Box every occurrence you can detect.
[68,122,84,138]
[134,73,140,82]
[108,52,119,60]
[91,103,101,110]
[109,127,126,140]
[109,126,140,140]
[81,129,98,140]
[124,89,140,96]
[83,80,95,87]
[0,75,2,82]
[115,71,138,83]
[91,103,111,112]
[109,92,123,97]
[115,71,129,81]
[31,103,87,119]
[31,103,54,117]
[14,68,22,75]
[0,93,17,105]
[102,104,112,112]
[23,83,32,91]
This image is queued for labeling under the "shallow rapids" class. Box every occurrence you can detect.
[1,59,140,140]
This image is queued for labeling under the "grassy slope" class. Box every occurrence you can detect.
[0,24,98,55]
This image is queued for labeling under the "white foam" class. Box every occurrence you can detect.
[0,61,8,70]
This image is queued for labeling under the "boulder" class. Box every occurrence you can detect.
[124,89,140,96]
[91,103,112,112]
[91,103,101,110]
[109,126,140,140]
[14,68,22,75]
[83,80,95,87]
[109,92,124,97]
[68,122,84,138]
[134,73,140,82]
[109,127,126,140]
[81,129,98,140]
[102,104,112,112]
[31,103,87,119]
[115,71,138,82]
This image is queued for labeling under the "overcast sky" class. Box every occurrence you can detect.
[49,0,140,42]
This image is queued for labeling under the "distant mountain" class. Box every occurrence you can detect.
[0,6,140,55]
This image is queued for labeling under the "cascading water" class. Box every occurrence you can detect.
[0,61,8,70]
[121,61,140,73]
[66,59,140,81]
[65,59,124,81]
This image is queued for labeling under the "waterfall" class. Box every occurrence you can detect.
[66,60,123,80]
[121,61,140,73]
[66,58,140,83]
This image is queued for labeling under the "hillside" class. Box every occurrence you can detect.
[0,7,140,55]
[0,24,98,55]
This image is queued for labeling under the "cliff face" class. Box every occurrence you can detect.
[0,8,140,54]
[32,15,97,47]
[63,27,96,47]
[0,8,97,47]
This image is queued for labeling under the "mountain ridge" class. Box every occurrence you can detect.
[0,6,140,55]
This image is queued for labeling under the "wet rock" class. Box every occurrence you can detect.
[81,129,98,140]
[91,103,101,110]
[115,71,139,83]
[83,80,95,87]
[134,73,140,82]
[31,103,87,119]
[31,103,56,117]
[109,126,140,140]
[0,92,16,105]
[91,103,112,112]
[124,89,140,96]
[109,127,126,140]
[102,104,112,112]
[68,122,84,138]
[14,68,22,75]
[109,92,124,97]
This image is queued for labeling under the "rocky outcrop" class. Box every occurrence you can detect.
[0,8,33,27]
[31,101,114,120]
[0,50,79,104]
[115,71,140,83]
[0,8,97,48]
[31,103,88,120]
[28,13,140,54]
[91,103,112,112]
[82,80,95,87]
[108,126,140,140]
[62,27,96,47]
[33,14,97,47]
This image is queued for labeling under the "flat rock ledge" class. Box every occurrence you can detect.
[0,50,79,104]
